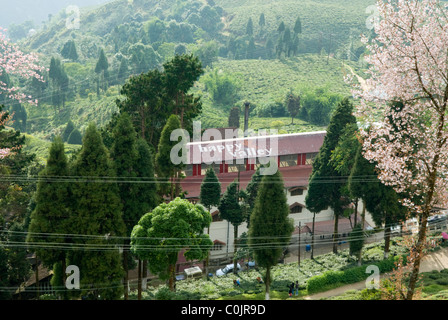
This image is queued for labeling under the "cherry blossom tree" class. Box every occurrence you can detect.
[0,27,44,158]
[352,0,448,299]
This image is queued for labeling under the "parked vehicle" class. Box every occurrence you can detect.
[215,263,242,277]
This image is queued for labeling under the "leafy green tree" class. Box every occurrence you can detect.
[218,180,245,274]
[27,136,71,294]
[285,90,301,124]
[162,54,204,128]
[130,198,212,291]
[174,44,187,56]
[117,69,166,148]
[128,42,161,74]
[68,123,126,300]
[194,41,218,68]
[249,170,294,300]
[305,97,356,254]
[202,69,240,107]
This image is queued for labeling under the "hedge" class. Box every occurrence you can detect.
[306,255,402,294]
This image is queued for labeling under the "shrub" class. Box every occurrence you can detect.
[306,255,401,294]
[155,286,176,300]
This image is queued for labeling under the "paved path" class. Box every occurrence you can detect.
[302,247,448,300]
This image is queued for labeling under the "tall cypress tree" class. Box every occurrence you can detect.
[200,167,221,213]
[155,114,186,200]
[305,97,356,254]
[95,48,109,93]
[110,112,139,300]
[218,180,243,275]
[248,170,294,300]
[246,17,254,36]
[27,136,71,295]
[69,122,125,300]
[200,167,221,277]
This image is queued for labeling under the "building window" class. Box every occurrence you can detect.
[280,154,298,167]
[184,165,193,177]
[306,153,318,165]
[289,203,304,214]
[211,211,222,222]
[227,162,245,173]
[201,163,220,176]
[290,187,304,196]
[212,240,226,251]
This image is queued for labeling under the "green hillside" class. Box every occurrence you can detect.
[4,0,370,141]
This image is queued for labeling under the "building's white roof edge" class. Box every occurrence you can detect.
[187,130,327,146]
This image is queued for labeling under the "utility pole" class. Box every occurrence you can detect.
[298,222,301,267]
[244,101,250,137]
[311,213,316,259]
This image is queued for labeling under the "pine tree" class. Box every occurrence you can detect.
[246,17,254,36]
[69,122,125,300]
[27,136,71,291]
[259,13,265,29]
[294,16,302,35]
[245,168,262,227]
[248,170,294,300]
[200,167,221,213]
[62,120,75,142]
[110,112,139,299]
[155,114,186,200]
[61,40,78,61]
[277,21,285,33]
[67,128,82,145]
[95,48,109,93]
[305,97,356,254]
[200,167,221,277]
[218,180,244,274]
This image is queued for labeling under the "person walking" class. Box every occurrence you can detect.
[294,281,299,296]
[288,282,294,297]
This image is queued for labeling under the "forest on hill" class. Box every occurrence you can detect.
[1,0,373,158]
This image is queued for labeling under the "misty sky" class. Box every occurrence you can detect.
[0,0,113,28]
